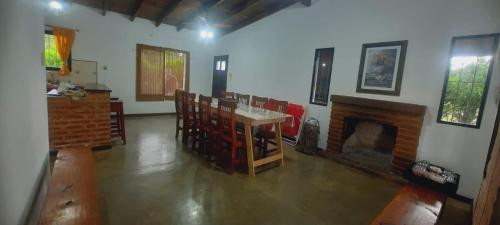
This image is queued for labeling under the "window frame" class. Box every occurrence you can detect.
[136,43,190,102]
[437,33,499,128]
[44,30,72,72]
[309,47,335,106]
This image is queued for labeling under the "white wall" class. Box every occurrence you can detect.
[45,4,215,114]
[0,0,49,224]
[214,0,500,198]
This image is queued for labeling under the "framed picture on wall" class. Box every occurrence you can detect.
[356,40,408,96]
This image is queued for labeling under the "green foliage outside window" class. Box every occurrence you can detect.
[45,33,62,69]
[440,56,491,126]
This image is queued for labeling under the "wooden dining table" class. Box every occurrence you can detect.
[209,101,292,178]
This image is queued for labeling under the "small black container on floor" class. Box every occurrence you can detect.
[403,161,460,195]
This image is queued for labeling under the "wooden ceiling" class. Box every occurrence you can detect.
[71,0,311,35]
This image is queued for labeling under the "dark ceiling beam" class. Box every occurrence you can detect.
[298,0,311,7]
[220,0,297,35]
[176,0,223,31]
[102,0,107,16]
[130,0,145,21]
[198,0,259,30]
[155,0,184,27]
[221,0,260,20]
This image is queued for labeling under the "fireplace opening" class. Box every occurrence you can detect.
[340,117,398,172]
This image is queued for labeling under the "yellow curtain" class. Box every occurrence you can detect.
[52,27,75,75]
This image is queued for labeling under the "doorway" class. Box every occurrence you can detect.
[212,55,228,98]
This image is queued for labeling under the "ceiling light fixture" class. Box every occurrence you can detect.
[199,29,214,39]
[48,0,63,10]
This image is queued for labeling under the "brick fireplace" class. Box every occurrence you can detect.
[327,95,426,174]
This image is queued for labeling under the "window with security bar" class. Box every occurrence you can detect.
[437,34,499,128]
[136,44,190,101]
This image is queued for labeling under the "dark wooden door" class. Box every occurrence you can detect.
[474,102,500,225]
[212,55,229,98]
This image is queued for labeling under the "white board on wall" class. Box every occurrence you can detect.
[47,60,98,85]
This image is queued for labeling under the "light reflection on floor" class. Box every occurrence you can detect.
[93,115,470,225]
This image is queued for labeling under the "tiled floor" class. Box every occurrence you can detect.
[93,115,469,225]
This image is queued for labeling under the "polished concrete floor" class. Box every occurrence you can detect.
[93,115,470,225]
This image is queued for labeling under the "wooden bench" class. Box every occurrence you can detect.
[38,147,101,225]
[371,184,446,225]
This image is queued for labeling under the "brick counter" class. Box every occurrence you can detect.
[47,88,111,151]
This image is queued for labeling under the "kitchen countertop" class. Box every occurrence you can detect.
[47,83,111,98]
[84,83,111,92]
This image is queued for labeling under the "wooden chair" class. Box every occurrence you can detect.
[235,93,250,132]
[175,89,184,138]
[198,95,217,156]
[216,98,246,173]
[111,100,126,144]
[182,92,199,148]
[251,96,268,108]
[267,98,288,113]
[236,93,250,105]
[256,98,288,157]
[221,91,235,99]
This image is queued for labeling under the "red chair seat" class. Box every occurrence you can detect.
[220,133,245,148]
[203,126,219,136]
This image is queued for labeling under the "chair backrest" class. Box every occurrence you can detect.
[175,89,185,115]
[221,91,235,99]
[236,93,250,105]
[262,98,288,132]
[198,94,212,129]
[182,92,197,125]
[267,98,288,113]
[251,96,268,108]
[217,98,237,141]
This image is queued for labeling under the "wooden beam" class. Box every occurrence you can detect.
[155,0,184,27]
[298,0,311,7]
[220,0,296,35]
[176,0,223,31]
[102,0,107,16]
[221,0,260,20]
[198,0,258,30]
[130,0,145,21]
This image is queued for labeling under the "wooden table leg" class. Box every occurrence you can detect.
[274,122,284,167]
[244,123,256,178]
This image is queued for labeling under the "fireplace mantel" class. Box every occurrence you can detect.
[331,95,426,116]
[327,95,427,174]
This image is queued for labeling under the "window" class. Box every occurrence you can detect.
[438,34,499,128]
[309,48,334,106]
[136,44,190,101]
[44,30,71,71]
[215,60,226,71]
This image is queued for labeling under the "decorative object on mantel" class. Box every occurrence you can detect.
[356,40,408,96]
